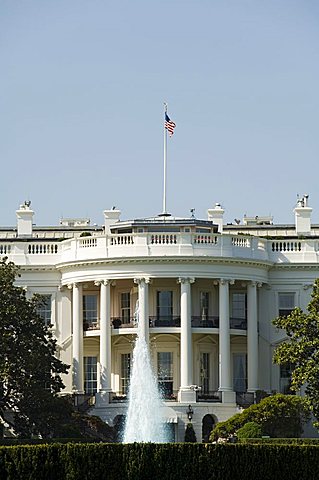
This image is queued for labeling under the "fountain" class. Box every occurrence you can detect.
[123,303,168,443]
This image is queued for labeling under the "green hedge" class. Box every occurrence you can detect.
[0,443,319,480]
[237,437,319,445]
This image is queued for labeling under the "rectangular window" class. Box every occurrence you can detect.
[200,352,210,394]
[84,356,97,394]
[157,291,173,322]
[36,294,52,327]
[83,294,98,330]
[157,352,173,397]
[232,293,247,319]
[121,353,131,395]
[121,292,131,323]
[233,353,247,392]
[278,293,295,317]
[200,292,209,320]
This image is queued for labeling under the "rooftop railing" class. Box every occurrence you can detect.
[1,233,319,265]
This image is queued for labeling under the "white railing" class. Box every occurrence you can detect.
[1,234,319,265]
[271,241,302,252]
[150,234,177,245]
[193,234,218,245]
[232,236,250,248]
[79,237,97,248]
[27,243,59,254]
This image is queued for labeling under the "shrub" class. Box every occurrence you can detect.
[210,394,310,442]
[237,422,262,439]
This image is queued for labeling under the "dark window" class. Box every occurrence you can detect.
[200,292,209,320]
[83,295,98,329]
[233,353,247,392]
[278,293,295,317]
[157,291,173,321]
[36,294,52,326]
[200,352,210,394]
[84,356,97,394]
[121,292,130,323]
[158,352,173,397]
[121,353,131,395]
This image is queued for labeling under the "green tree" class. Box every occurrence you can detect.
[0,258,69,437]
[184,423,197,442]
[210,394,310,442]
[273,279,319,427]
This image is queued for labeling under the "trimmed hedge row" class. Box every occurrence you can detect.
[238,437,319,445]
[0,443,319,480]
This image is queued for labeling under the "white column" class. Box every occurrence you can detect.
[247,281,258,392]
[70,283,83,393]
[178,277,195,402]
[98,280,111,393]
[218,279,233,396]
[134,278,150,343]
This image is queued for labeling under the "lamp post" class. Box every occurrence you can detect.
[186,404,194,421]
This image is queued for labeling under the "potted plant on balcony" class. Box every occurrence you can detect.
[112,318,122,328]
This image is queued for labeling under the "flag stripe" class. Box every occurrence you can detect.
[165,113,176,136]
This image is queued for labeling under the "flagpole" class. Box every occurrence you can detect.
[163,102,168,215]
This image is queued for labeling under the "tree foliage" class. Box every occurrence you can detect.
[0,258,69,437]
[236,421,262,439]
[210,394,310,442]
[273,279,319,426]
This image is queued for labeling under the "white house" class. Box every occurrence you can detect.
[1,196,317,441]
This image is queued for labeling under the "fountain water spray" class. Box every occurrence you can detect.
[123,302,168,443]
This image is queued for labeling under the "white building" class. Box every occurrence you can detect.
[1,196,317,441]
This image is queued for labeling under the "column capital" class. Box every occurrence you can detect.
[134,277,151,285]
[178,277,195,285]
[215,278,234,286]
[94,279,111,287]
[67,282,79,290]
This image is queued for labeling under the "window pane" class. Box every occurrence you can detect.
[157,291,173,319]
[121,292,130,322]
[84,356,97,394]
[278,293,295,316]
[83,295,98,327]
[121,353,131,394]
[233,353,247,392]
[200,352,210,394]
[36,294,52,326]
[158,352,173,397]
[232,293,246,319]
[200,292,209,319]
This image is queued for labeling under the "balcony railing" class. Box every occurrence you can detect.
[83,319,100,331]
[149,316,181,327]
[109,315,247,330]
[191,316,219,328]
[230,317,247,330]
[197,391,222,402]
[111,317,136,328]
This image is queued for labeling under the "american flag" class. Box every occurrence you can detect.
[165,113,176,137]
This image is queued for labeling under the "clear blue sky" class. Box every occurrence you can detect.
[1,0,319,227]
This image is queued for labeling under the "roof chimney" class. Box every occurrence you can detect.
[294,194,312,236]
[16,201,34,237]
[207,203,224,233]
[104,208,121,234]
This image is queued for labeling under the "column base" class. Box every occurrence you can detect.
[221,390,236,403]
[178,387,197,403]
